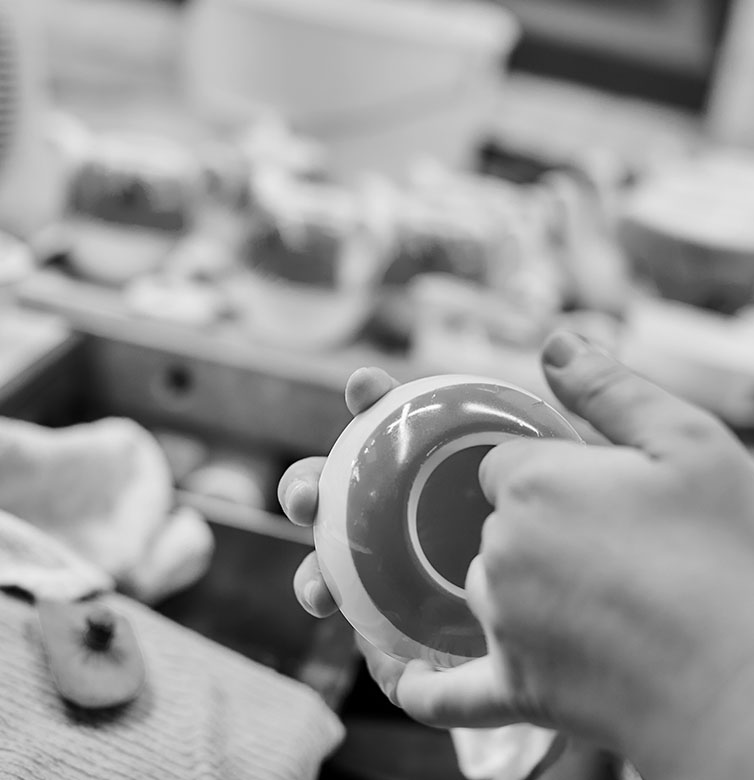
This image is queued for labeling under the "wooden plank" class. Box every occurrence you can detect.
[82,336,350,455]
[18,271,413,383]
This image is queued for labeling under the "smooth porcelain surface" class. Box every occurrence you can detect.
[315,375,582,668]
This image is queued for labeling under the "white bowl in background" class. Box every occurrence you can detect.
[182,0,519,177]
[64,133,203,287]
[619,150,754,313]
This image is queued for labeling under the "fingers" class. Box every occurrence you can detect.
[358,635,519,729]
[293,551,338,617]
[356,560,524,729]
[398,658,515,729]
[356,635,411,707]
[278,368,398,525]
[478,438,583,507]
[280,462,337,617]
[345,367,399,416]
[280,368,399,621]
[278,457,326,526]
[464,554,491,623]
[540,330,724,458]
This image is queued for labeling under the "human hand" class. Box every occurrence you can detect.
[360,332,754,780]
[277,366,570,778]
[278,367,399,617]
[276,358,604,616]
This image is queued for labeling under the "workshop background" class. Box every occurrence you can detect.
[1,1,754,779]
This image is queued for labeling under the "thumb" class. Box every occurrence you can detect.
[359,631,522,729]
[396,655,521,729]
[355,557,524,730]
[540,330,722,456]
[391,559,542,729]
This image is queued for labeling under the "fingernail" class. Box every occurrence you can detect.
[542,331,589,368]
[283,481,307,515]
[302,580,317,611]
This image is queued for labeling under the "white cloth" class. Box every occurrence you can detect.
[0,416,213,602]
[451,725,556,780]
[0,507,112,600]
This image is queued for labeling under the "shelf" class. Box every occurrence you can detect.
[16,271,421,454]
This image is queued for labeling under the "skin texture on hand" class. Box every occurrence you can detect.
[279,334,754,780]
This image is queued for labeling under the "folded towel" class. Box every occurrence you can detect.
[0,416,213,603]
[0,508,111,601]
[451,725,556,780]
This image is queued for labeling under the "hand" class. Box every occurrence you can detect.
[279,335,754,780]
[277,363,601,614]
[277,365,584,745]
[279,369,571,780]
[278,367,399,617]
[365,333,754,780]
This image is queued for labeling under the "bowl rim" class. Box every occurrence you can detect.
[210,0,520,53]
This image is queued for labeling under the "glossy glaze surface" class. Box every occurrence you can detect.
[316,375,582,668]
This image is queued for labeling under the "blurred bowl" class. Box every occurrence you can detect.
[231,173,385,349]
[183,0,519,177]
[621,296,754,427]
[619,151,754,313]
[229,273,377,350]
[65,133,203,287]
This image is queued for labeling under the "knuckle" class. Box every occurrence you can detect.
[479,514,538,589]
[416,689,449,726]
[479,441,534,494]
[480,512,519,560]
[669,410,741,471]
[504,462,552,506]
[674,409,729,448]
[580,364,629,411]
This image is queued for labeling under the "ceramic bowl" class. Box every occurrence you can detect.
[315,374,582,668]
